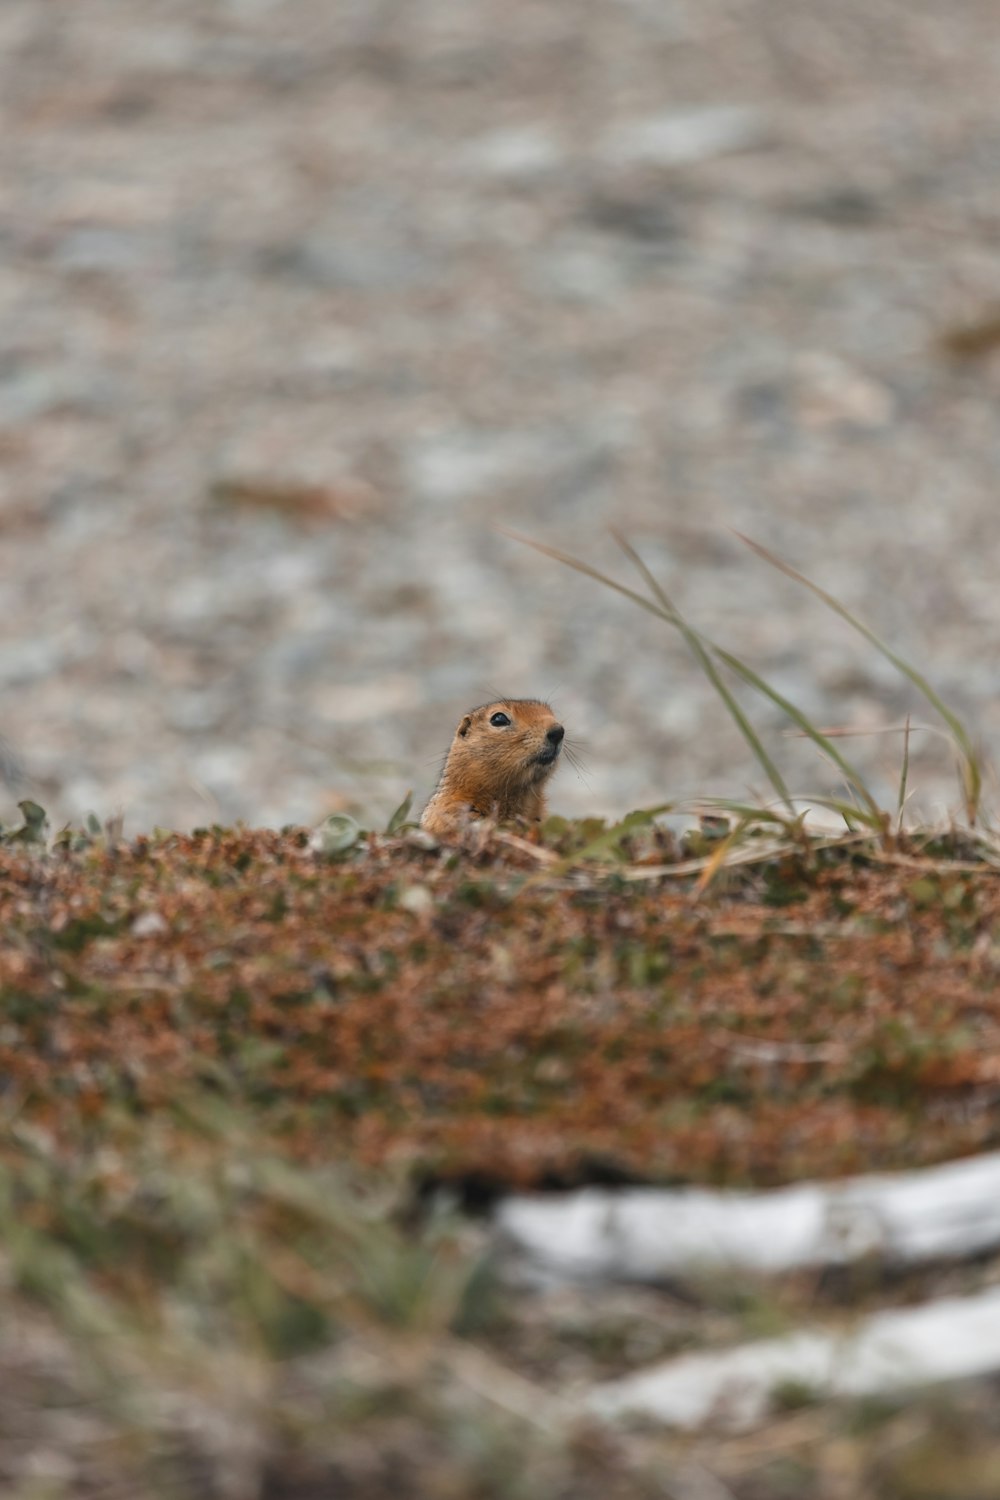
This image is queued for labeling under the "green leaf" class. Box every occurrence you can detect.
[311,814,363,857]
[3,800,48,845]
[547,805,673,872]
[385,790,414,835]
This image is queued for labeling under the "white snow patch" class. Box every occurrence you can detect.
[588,1286,1000,1429]
[497,1150,1000,1281]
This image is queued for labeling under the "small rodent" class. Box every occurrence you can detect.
[421,698,565,838]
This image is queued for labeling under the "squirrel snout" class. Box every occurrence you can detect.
[546,724,565,747]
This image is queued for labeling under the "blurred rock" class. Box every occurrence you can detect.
[600,107,769,167]
[794,352,895,430]
[405,423,625,507]
[457,125,563,180]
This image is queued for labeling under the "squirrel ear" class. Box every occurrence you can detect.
[457,715,472,738]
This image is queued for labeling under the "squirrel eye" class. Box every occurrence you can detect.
[489,711,511,727]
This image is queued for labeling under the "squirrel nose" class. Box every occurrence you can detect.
[547,724,565,746]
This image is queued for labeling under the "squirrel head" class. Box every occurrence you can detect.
[453,699,565,788]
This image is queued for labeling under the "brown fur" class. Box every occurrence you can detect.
[420,699,564,838]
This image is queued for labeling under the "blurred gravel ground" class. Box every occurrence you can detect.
[2,0,1000,832]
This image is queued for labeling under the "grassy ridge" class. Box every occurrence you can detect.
[1,822,999,1193]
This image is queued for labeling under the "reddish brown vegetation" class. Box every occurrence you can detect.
[2,828,999,1191]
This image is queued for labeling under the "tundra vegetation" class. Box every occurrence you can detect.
[2,543,999,1498]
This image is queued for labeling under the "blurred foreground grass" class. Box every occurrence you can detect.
[7,1104,1000,1500]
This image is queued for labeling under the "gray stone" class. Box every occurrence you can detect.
[600,107,769,167]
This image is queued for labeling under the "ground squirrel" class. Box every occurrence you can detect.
[420,699,565,838]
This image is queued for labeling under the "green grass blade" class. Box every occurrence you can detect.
[498,528,674,624]
[797,793,877,828]
[709,643,886,829]
[613,528,883,823]
[508,528,888,831]
[505,527,797,811]
[612,533,796,812]
[618,526,886,826]
[736,532,983,822]
[897,714,911,832]
[694,797,804,832]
